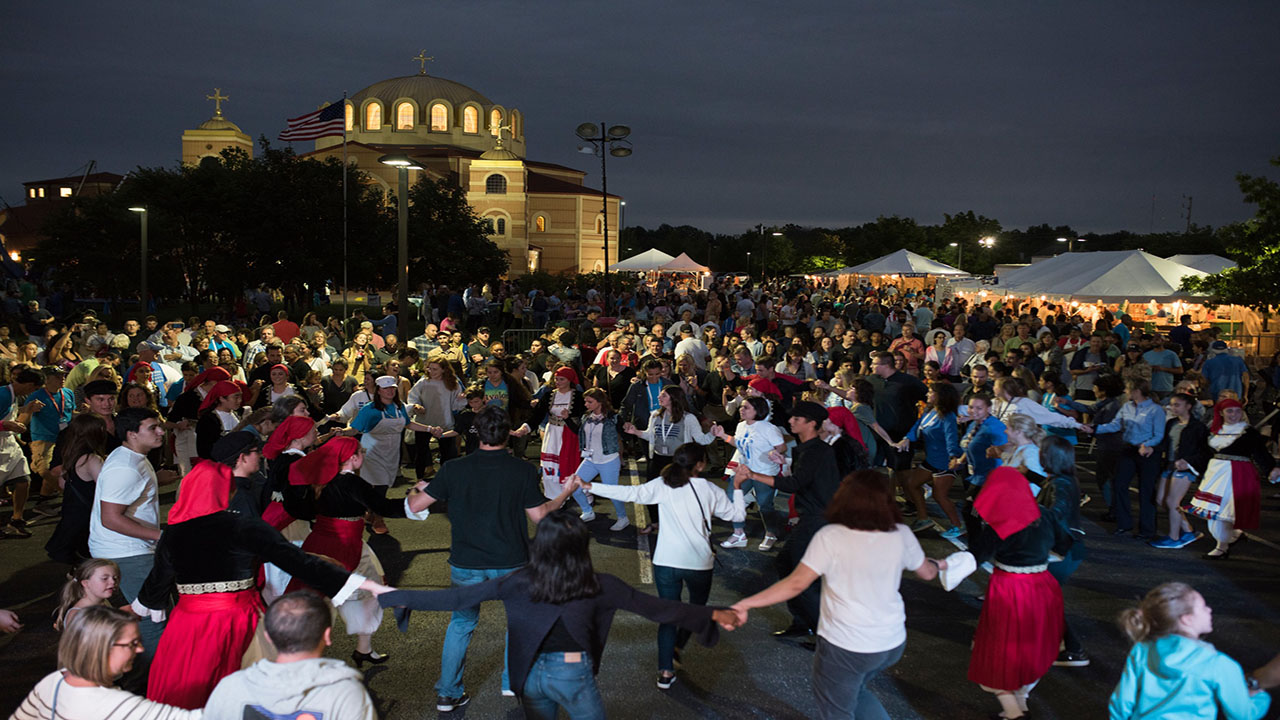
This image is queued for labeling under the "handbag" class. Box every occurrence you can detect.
[689,482,722,567]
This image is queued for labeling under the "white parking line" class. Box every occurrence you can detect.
[626,458,654,585]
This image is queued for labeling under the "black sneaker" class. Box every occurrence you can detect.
[1053,650,1090,667]
[436,693,471,712]
[656,672,676,690]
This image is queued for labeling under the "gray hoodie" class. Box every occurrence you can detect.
[203,657,375,720]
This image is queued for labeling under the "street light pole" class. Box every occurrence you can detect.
[379,154,423,338]
[1057,237,1086,253]
[129,206,148,313]
[950,241,963,271]
[576,123,632,314]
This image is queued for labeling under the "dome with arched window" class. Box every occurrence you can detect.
[330,73,525,158]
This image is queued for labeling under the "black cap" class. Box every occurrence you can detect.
[83,380,117,398]
[790,401,829,424]
[211,431,260,464]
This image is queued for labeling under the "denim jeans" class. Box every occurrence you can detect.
[813,636,905,720]
[521,652,605,720]
[729,477,778,535]
[436,565,516,697]
[652,565,713,672]
[114,553,163,661]
[572,457,626,518]
[1111,448,1160,536]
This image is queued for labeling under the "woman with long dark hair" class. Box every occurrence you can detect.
[44,414,112,565]
[730,471,947,719]
[350,375,433,534]
[623,383,715,534]
[195,381,242,460]
[577,443,746,688]
[1040,435,1090,669]
[891,381,963,536]
[569,388,628,530]
[379,508,740,718]
[408,358,465,479]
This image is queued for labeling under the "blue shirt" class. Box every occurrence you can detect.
[28,387,74,442]
[1096,398,1165,448]
[1109,634,1269,720]
[1143,348,1182,393]
[961,415,1007,482]
[1114,323,1131,348]
[352,401,408,433]
[905,409,961,471]
[1203,353,1248,399]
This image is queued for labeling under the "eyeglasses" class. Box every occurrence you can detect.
[113,639,144,650]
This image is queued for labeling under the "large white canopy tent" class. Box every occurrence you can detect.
[657,252,711,273]
[826,249,968,278]
[995,250,1206,303]
[1165,254,1237,274]
[608,248,676,272]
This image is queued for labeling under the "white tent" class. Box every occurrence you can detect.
[825,249,967,277]
[608,248,676,271]
[1166,254,1237,274]
[997,250,1207,302]
[658,252,711,273]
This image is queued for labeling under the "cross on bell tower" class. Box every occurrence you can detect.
[206,88,229,117]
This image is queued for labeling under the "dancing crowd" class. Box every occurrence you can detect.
[2,274,1278,719]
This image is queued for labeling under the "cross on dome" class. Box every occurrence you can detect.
[206,88,229,117]
[413,50,434,75]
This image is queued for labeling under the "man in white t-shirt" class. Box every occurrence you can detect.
[673,325,710,370]
[90,406,166,661]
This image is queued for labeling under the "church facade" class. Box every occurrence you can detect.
[298,66,621,277]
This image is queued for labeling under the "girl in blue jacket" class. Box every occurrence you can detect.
[1110,582,1269,719]
[893,381,963,537]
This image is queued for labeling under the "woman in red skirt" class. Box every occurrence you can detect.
[285,436,430,666]
[968,466,1074,719]
[1188,398,1280,559]
[134,459,390,709]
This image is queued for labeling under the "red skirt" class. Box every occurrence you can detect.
[286,516,363,593]
[968,569,1063,691]
[148,588,264,709]
[261,500,295,531]
[1231,460,1261,530]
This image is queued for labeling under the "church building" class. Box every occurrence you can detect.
[299,58,622,276]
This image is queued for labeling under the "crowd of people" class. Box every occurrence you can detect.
[1,274,1278,719]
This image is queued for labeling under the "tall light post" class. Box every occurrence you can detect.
[576,123,632,309]
[379,154,423,337]
[756,224,783,279]
[746,251,752,279]
[949,241,963,271]
[128,206,148,312]
[1057,237,1086,253]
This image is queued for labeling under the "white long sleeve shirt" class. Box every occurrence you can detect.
[592,478,745,570]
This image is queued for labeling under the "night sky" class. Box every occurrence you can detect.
[5,2,1279,235]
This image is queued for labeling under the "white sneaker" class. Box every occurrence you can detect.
[580,511,597,522]
[610,517,630,532]
[720,533,748,548]
[501,689,516,697]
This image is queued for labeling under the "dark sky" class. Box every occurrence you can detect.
[5,2,1279,236]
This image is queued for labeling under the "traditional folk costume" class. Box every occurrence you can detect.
[136,462,364,710]
[968,467,1073,711]
[285,437,428,635]
[537,367,585,499]
[168,367,231,474]
[195,381,242,461]
[1189,399,1275,555]
[259,416,317,600]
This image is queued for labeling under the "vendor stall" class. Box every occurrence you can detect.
[825,249,967,291]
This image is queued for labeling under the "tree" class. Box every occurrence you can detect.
[1182,155,1280,310]
[402,176,509,286]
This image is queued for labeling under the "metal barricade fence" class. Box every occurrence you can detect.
[502,327,551,353]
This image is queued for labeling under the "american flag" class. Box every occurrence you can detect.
[278,101,345,142]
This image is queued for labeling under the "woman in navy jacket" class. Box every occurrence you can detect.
[892,381,963,536]
[1152,392,1210,549]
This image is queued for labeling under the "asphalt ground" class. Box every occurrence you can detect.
[2,445,1278,719]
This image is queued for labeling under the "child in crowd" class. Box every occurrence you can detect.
[53,558,119,631]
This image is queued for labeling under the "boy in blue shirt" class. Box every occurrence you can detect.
[30,366,75,502]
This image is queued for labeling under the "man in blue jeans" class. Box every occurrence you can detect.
[409,406,579,711]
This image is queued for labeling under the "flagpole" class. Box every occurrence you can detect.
[341,92,349,329]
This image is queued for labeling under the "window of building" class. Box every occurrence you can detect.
[37,187,45,198]
[497,217,506,235]
[486,174,507,194]
[595,216,604,234]
[345,104,353,131]
[396,102,414,130]
[488,217,506,235]
[490,109,502,136]
[365,103,382,130]
[59,187,72,198]
[28,189,35,199]
[430,104,448,131]
[535,215,546,232]
[512,111,521,138]
[463,106,479,134]
[528,247,541,273]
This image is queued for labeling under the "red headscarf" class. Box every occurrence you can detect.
[125,361,153,385]
[747,376,781,400]
[200,381,242,412]
[825,406,866,449]
[190,366,231,389]
[554,366,580,387]
[263,416,315,460]
[1210,398,1244,434]
[269,363,291,380]
[288,436,361,486]
[167,462,232,524]
[973,466,1041,539]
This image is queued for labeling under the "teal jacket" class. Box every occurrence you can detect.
[1109,634,1269,720]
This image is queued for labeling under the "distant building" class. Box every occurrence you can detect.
[0,171,124,257]
[298,64,621,276]
[181,88,254,165]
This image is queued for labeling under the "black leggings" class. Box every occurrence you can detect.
[414,432,459,477]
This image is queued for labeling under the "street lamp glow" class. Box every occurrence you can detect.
[979,235,996,247]
[771,232,783,237]
[1057,237,1068,243]
[378,154,422,170]
[949,242,958,247]
[128,206,147,213]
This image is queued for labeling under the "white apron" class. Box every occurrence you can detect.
[360,407,407,487]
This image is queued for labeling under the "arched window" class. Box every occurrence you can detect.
[396,102,414,129]
[365,103,382,130]
[512,111,521,138]
[345,104,353,131]
[535,215,546,232]
[430,103,448,131]
[485,174,507,194]
[490,109,503,136]
[497,218,506,235]
[595,216,605,234]
[463,106,479,134]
